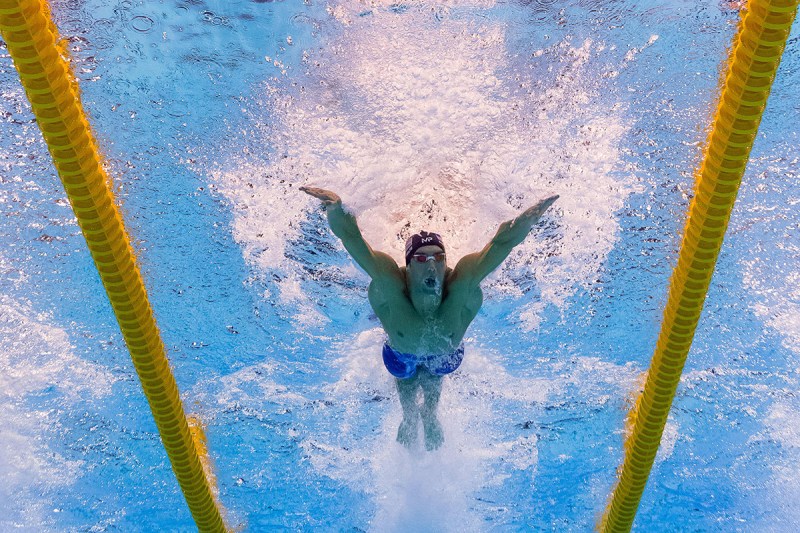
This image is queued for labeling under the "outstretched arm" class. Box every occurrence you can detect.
[300,186,400,280]
[454,195,559,283]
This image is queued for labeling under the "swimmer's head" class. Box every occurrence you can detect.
[405,231,445,265]
[405,231,447,298]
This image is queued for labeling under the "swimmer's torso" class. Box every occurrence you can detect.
[368,266,483,355]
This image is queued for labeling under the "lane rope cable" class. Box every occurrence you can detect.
[599,1,799,531]
[0,1,229,530]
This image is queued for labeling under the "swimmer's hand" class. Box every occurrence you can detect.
[300,185,391,279]
[300,186,342,207]
[494,194,559,245]
[520,194,559,225]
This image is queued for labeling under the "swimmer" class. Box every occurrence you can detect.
[301,186,558,451]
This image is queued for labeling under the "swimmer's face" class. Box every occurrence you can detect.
[407,245,447,296]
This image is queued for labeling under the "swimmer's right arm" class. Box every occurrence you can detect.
[300,186,401,280]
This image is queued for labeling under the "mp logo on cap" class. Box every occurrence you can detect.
[422,237,433,243]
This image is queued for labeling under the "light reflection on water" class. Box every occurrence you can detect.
[0,0,798,530]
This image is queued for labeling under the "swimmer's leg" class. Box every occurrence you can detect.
[395,374,420,448]
[418,369,444,451]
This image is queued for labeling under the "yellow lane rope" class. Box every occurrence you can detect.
[599,1,798,531]
[0,1,228,530]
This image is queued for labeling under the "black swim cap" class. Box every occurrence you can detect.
[404,231,445,265]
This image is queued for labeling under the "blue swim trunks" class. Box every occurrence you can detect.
[382,342,465,379]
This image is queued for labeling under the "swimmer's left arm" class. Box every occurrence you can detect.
[454,195,559,283]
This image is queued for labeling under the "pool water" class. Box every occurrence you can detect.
[1,0,798,530]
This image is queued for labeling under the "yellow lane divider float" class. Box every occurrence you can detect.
[600,1,799,531]
[0,1,228,530]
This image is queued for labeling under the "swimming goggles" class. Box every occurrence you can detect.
[411,252,446,263]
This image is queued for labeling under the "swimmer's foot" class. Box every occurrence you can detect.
[423,417,444,451]
[397,416,418,448]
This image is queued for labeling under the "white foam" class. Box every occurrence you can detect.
[744,262,800,355]
[738,161,800,355]
[0,293,114,529]
[299,330,544,532]
[758,401,800,528]
[617,35,660,74]
[295,329,643,531]
[192,357,309,413]
[205,3,642,524]
[211,2,637,330]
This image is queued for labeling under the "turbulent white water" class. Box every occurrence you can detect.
[213,0,641,330]
[739,149,800,357]
[314,328,544,531]
[3,0,799,528]
[737,152,800,530]
[207,1,648,529]
[328,332,651,531]
[0,290,114,529]
[743,225,800,358]
[762,401,800,529]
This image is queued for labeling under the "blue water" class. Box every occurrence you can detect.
[1,0,799,530]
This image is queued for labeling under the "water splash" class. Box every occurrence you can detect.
[0,291,114,529]
[213,1,638,330]
[299,328,546,531]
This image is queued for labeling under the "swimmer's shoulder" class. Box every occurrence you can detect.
[368,265,415,321]
[369,261,406,298]
[366,251,404,284]
[443,266,483,312]
[445,265,480,293]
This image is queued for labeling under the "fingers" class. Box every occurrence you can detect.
[300,186,341,208]
[520,194,559,221]
[539,194,558,205]
[300,186,327,200]
[535,194,559,212]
